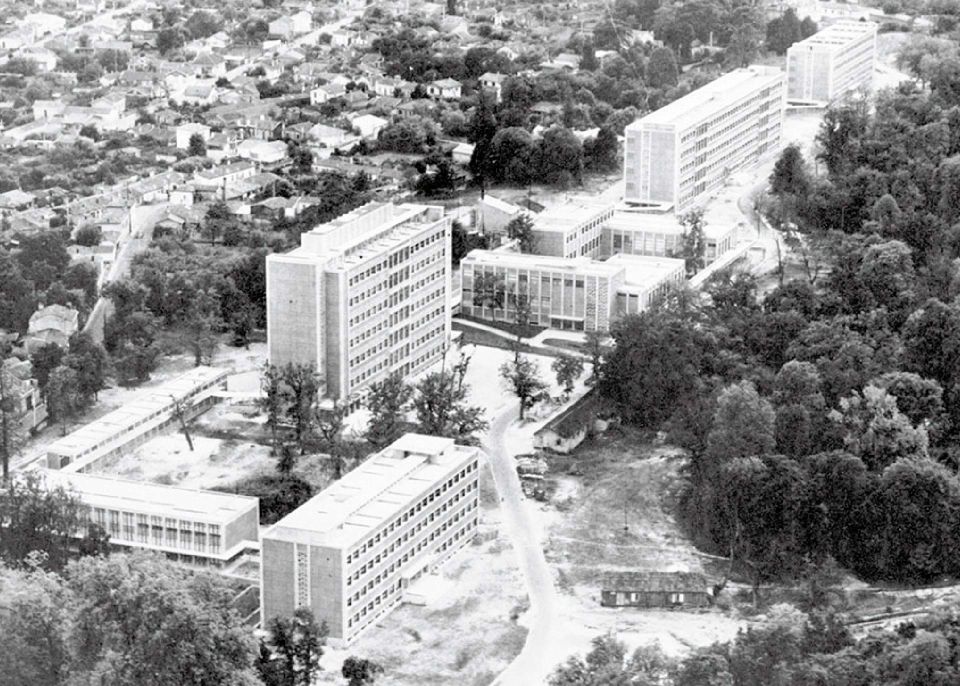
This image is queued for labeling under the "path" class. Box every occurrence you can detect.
[484,403,562,686]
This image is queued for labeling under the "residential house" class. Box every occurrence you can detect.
[3,358,46,434]
[192,52,227,79]
[351,113,388,139]
[479,72,507,102]
[310,82,346,105]
[22,12,67,38]
[600,572,710,609]
[269,11,312,38]
[533,393,599,454]
[451,142,475,166]
[19,47,58,72]
[26,304,79,352]
[236,139,289,168]
[427,78,462,100]
[176,122,211,150]
[0,190,36,212]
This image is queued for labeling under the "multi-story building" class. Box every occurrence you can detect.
[459,249,685,332]
[623,66,785,214]
[260,434,481,645]
[40,469,259,567]
[602,208,739,265]
[786,21,877,105]
[266,202,451,404]
[45,366,228,472]
[529,201,616,259]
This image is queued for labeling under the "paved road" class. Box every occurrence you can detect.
[484,404,562,686]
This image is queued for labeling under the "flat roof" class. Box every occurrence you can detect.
[463,249,624,277]
[46,366,228,459]
[532,200,614,234]
[609,207,733,239]
[790,21,876,52]
[39,469,258,524]
[265,434,479,549]
[607,253,686,291]
[626,65,783,131]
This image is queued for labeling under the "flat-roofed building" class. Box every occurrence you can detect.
[530,201,616,258]
[623,66,785,214]
[45,366,229,472]
[40,470,259,567]
[786,21,877,105]
[603,207,738,265]
[459,249,685,332]
[260,434,481,645]
[266,202,451,404]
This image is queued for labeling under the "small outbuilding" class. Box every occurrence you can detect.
[600,571,710,609]
[534,392,598,454]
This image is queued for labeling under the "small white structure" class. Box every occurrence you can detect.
[351,114,388,139]
[176,122,212,150]
[427,78,462,100]
[26,304,79,352]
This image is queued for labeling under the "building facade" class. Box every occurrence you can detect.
[786,21,877,105]
[45,366,228,472]
[260,434,481,645]
[623,66,785,214]
[41,470,259,567]
[267,203,451,403]
[459,250,685,332]
[602,208,738,265]
[530,201,616,259]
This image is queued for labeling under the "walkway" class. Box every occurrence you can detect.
[483,403,562,686]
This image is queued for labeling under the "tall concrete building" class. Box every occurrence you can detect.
[623,65,785,214]
[786,21,877,105]
[266,202,452,404]
[529,201,616,258]
[260,434,481,645]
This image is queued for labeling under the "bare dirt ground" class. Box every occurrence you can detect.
[316,461,529,686]
[537,428,747,658]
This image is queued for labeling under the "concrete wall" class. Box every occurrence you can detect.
[225,503,260,551]
[267,257,321,370]
[310,544,344,640]
[261,537,296,625]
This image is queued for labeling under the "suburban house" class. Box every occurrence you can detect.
[3,358,46,434]
[427,78,462,100]
[351,114,388,139]
[600,572,710,609]
[479,72,508,102]
[26,304,80,352]
[310,82,346,105]
[175,122,212,150]
[533,392,599,454]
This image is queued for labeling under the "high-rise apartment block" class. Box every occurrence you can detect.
[786,21,877,105]
[260,434,481,645]
[266,203,451,404]
[623,66,785,214]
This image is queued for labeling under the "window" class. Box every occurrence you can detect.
[295,544,310,608]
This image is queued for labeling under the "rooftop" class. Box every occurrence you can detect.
[532,200,615,234]
[627,65,783,131]
[607,253,687,291]
[789,21,877,52]
[39,469,258,525]
[463,249,624,277]
[602,571,708,592]
[265,434,479,548]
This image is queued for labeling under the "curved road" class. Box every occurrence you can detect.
[484,404,562,686]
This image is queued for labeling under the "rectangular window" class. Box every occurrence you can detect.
[295,544,310,608]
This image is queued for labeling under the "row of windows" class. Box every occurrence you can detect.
[345,462,479,565]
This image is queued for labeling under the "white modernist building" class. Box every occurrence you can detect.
[260,434,481,645]
[786,21,877,105]
[266,202,451,404]
[623,65,785,214]
[41,470,259,567]
[460,249,685,332]
[45,366,229,472]
[529,201,616,259]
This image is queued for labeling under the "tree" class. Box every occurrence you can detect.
[706,381,776,463]
[505,213,535,253]
[260,364,288,455]
[0,360,27,482]
[583,330,609,385]
[584,126,618,172]
[187,132,207,157]
[645,47,679,88]
[830,385,929,471]
[413,371,487,441]
[262,608,327,686]
[342,656,384,685]
[180,290,222,366]
[770,144,811,200]
[551,354,584,398]
[65,334,108,404]
[0,471,81,570]
[677,210,707,276]
[74,223,103,247]
[67,552,260,685]
[365,371,413,447]
[539,126,584,187]
[282,363,321,456]
[766,9,802,54]
[30,342,64,399]
[550,634,673,685]
[203,201,234,246]
[185,9,220,39]
[45,365,81,435]
[156,27,184,55]
[500,355,547,419]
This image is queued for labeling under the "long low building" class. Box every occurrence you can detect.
[786,21,877,105]
[261,434,481,645]
[459,249,685,332]
[40,469,260,567]
[603,208,738,266]
[45,366,229,472]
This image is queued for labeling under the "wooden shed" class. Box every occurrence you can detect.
[600,571,710,609]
